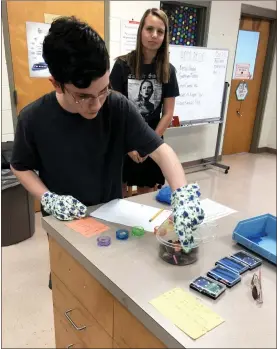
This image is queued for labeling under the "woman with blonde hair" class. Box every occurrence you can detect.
[110,8,179,196]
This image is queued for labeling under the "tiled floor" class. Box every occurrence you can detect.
[2,153,276,348]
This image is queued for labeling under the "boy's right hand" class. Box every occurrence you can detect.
[41,192,87,221]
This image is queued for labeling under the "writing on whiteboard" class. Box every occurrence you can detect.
[180,50,205,63]
[176,62,200,107]
[169,46,228,122]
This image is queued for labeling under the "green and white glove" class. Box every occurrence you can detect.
[41,192,87,221]
[171,183,205,253]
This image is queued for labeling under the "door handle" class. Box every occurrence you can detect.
[64,309,86,331]
[66,345,74,349]
[236,110,242,117]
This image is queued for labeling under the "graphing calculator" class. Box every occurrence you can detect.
[216,256,249,274]
[207,265,241,288]
[231,251,262,270]
[189,276,226,299]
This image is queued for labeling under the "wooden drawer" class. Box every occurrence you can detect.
[113,339,129,348]
[54,307,85,348]
[114,300,166,348]
[113,340,124,348]
[34,198,41,212]
[49,237,113,336]
[52,272,113,348]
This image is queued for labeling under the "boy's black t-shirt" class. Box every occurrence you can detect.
[110,59,179,129]
[11,91,163,206]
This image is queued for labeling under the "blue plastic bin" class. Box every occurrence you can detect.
[232,214,276,264]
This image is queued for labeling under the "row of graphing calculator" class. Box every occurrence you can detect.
[189,250,262,300]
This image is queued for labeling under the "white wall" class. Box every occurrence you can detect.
[243,1,276,10]
[109,1,160,69]
[1,25,14,142]
[109,1,276,161]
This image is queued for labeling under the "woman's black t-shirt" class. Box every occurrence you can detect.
[110,58,179,188]
[110,59,179,130]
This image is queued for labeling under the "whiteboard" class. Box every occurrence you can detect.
[169,45,229,123]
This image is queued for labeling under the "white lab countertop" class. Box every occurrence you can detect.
[42,193,276,348]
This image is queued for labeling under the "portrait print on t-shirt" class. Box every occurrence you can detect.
[128,73,162,121]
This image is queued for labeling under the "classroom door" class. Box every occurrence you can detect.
[6,0,104,211]
[6,0,104,114]
[222,16,270,155]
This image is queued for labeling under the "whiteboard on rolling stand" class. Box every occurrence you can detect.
[169,45,229,124]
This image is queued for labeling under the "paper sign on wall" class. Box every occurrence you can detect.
[236,81,248,101]
[234,63,251,79]
[26,22,50,78]
[44,13,62,24]
[120,20,139,55]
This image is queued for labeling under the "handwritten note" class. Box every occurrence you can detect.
[150,288,224,340]
[66,217,109,238]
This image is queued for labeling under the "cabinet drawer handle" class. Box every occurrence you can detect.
[64,309,86,331]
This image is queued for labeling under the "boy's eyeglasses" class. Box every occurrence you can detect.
[251,269,263,304]
[65,87,110,106]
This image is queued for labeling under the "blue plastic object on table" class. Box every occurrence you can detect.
[116,229,129,240]
[232,213,276,264]
[155,186,172,205]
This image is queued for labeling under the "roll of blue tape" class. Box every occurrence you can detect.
[116,229,129,240]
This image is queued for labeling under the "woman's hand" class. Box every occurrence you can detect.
[140,155,148,163]
[128,151,148,163]
[128,151,141,163]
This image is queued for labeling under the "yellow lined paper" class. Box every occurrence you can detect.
[150,288,224,340]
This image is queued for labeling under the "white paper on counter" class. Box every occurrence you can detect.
[90,198,236,232]
[200,198,237,223]
[90,199,171,232]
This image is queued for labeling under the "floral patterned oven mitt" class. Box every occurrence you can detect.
[171,183,205,253]
[41,192,87,220]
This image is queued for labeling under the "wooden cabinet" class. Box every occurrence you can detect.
[53,307,84,349]
[49,237,166,349]
[34,199,41,213]
[112,340,125,348]
[49,237,113,336]
[52,273,113,348]
[114,300,166,349]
